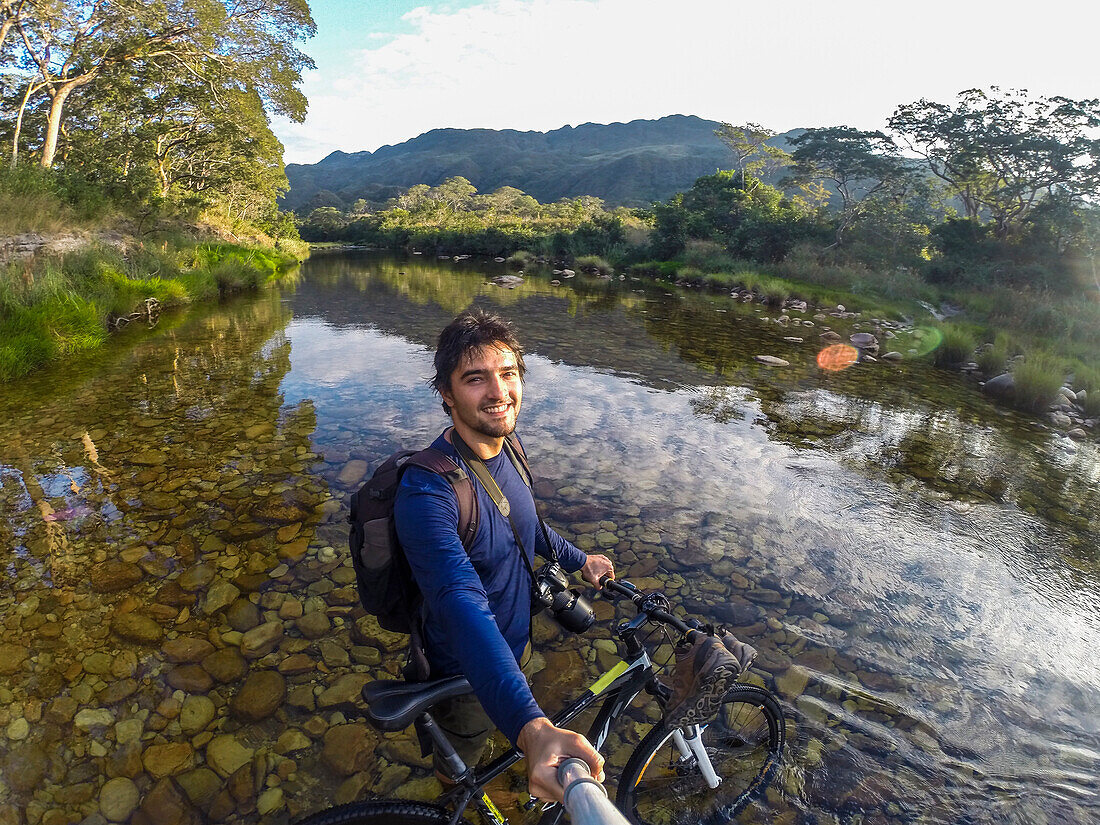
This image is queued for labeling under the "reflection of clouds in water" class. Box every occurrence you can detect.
[283,319,433,393]
[525,358,1100,690]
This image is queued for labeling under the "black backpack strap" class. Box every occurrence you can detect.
[403,447,479,551]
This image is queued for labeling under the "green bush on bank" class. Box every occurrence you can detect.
[0,241,298,381]
[1012,351,1067,412]
[932,323,977,367]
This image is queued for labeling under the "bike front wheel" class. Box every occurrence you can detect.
[616,685,785,825]
[293,799,450,825]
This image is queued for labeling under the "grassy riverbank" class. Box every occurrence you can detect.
[622,249,1100,416]
[0,164,307,382]
[0,239,302,381]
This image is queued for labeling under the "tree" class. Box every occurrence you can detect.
[713,122,790,190]
[784,126,919,249]
[9,0,314,168]
[428,176,477,211]
[889,87,1100,239]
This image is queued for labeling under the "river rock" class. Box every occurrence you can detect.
[142,742,194,778]
[179,695,216,735]
[256,787,284,816]
[203,580,241,615]
[0,644,28,676]
[1048,411,1072,429]
[275,728,312,755]
[99,777,140,822]
[239,621,283,658]
[206,735,254,778]
[3,742,47,792]
[225,598,261,631]
[337,460,369,486]
[982,372,1015,400]
[74,708,115,731]
[163,637,215,663]
[230,670,286,722]
[776,665,811,698]
[110,612,164,644]
[5,718,29,741]
[255,496,314,524]
[321,724,376,776]
[297,610,331,639]
[176,767,221,811]
[166,664,213,693]
[277,653,316,675]
[317,673,372,710]
[201,647,248,683]
[135,777,194,825]
[99,678,139,705]
[90,561,144,593]
[753,355,790,366]
[177,564,216,591]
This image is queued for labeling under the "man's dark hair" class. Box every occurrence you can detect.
[431,308,526,413]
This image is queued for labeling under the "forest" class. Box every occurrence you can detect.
[0,0,313,378]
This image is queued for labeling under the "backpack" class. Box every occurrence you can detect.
[347,434,532,679]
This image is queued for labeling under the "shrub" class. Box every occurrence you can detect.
[932,323,976,367]
[975,332,1012,375]
[759,277,790,306]
[574,254,612,275]
[674,266,704,284]
[1012,351,1066,412]
[1072,363,1100,416]
[506,250,535,269]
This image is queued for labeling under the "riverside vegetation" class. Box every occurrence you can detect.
[299,88,1100,427]
[0,0,315,381]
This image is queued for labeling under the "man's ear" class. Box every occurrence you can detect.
[440,388,455,409]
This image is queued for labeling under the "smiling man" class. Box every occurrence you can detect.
[394,308,614,802]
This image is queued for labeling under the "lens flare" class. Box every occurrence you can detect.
[817,344,860,372]
[911,326,943,357]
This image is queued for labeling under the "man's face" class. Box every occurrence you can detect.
[440,344,523,441]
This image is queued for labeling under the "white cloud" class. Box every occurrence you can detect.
[275,0,1100,164]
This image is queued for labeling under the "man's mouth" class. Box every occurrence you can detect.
[483,403,511,414]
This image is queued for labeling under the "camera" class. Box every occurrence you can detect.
[532,562,595,633]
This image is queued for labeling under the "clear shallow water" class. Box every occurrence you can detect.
[0,251,1097,823]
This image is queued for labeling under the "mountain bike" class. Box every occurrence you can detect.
[296,576,786,825]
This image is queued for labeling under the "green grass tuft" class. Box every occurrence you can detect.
[1012,351,1066,412]
[932,323,976,367]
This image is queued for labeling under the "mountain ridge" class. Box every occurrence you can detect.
[283,115,798,212]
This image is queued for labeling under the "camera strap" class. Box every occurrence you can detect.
[450,431,542,583]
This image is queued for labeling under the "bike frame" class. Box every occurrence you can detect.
[439,642,718,825]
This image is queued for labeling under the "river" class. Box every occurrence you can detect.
[0,250,1097,824]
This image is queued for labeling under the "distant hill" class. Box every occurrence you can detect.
[282,115,800,213]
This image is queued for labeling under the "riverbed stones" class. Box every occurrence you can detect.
[179,695,216,735]
[110,612,164,645]
[336,460,368,485]
[206,735,253,778]
[754,355,790,367]
[90,561,143,592]
[203,580,241,615]
[176,767,221,811]
[322,724,376,776]
[296,610,330,639]
[230,670,286,722]
[275,728,312,755]
[201,647,247,683]
[164,637,215,663]
[239,620,283,658]
[74,707,115,731]
[225,598,260,631]
[142,742,194,778]
[177,564,216,591]
[99,777,140,822]
[0,644,28,675]
[317,673,372,710]
[166,664,213,693]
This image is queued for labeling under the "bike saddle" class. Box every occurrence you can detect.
[361,675,473,731]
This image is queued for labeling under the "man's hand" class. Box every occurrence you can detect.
[517,717,604,803]
[581,554,614,589]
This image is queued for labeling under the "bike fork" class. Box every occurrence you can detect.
[671,726,721,789]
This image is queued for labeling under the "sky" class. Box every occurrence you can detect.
[272,0,1100,166]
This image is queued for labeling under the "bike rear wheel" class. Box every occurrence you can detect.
[616,685,785,825]
[293,799,450,825]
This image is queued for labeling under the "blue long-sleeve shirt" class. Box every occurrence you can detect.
[393,430,587,744]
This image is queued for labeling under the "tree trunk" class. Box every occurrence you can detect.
[40,78,89,168]
[10,79,39,169]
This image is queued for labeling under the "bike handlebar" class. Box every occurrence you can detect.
[557,758,630,825]
[599,575,695,637]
